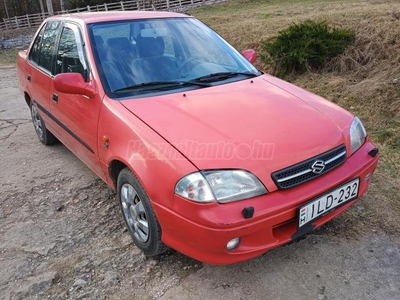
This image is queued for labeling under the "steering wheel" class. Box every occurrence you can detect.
[178,57,205,77]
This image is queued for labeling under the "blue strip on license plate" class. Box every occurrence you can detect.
[298,178,360,228]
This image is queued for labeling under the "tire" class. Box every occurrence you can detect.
[30,103,58,145]
[117,168,167,257]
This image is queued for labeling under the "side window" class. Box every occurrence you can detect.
[29,25,46,65]
[38,21,61,72]
[55,25,87,80]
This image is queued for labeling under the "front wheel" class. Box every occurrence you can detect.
[30,103,57,145]
[117,168,167,257]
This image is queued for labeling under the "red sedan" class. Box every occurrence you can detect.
[17,11,379,264]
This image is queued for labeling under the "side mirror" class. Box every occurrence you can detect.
[242,49,257,63]
[54,73,95,98]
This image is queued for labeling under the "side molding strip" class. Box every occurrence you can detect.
[36,102,95,154]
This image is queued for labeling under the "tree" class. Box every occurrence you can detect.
[0,0,59,18]
[67,0,117,9]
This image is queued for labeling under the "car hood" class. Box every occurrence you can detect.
[120,74,353,191]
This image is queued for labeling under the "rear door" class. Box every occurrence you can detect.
[27,21,61,133]
[50,22,104,178]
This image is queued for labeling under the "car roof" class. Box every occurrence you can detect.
[46,11,190,24]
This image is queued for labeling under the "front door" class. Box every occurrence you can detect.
[50,22,104,178]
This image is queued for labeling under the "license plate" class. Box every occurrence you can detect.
[298,178,360,228]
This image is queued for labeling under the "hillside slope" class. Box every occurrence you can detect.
[192,0,400,235]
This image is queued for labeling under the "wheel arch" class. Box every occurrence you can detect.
[109,159,128,189]
[24,92,31,107]
[108,156,158,194]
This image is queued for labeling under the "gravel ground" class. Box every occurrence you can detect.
[0,64,399,300]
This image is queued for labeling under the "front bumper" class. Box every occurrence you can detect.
[153,139,379,264]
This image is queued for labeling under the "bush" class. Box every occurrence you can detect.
[261,20,355,77]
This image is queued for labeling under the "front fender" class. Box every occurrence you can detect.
[98,97,197,209]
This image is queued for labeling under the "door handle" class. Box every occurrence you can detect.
[27,75,31,82]
[52,93,58,103]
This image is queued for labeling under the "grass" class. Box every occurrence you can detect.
[190,0,400,235]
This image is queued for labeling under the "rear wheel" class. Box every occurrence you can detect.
[117,168,167,257]
[30,103,57,145]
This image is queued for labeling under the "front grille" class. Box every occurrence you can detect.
[272,144,347,189]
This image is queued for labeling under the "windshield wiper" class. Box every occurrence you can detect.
[190,72,259,83]
[113,80,210,93]
[113,81,180,93]
[112,73,257,93]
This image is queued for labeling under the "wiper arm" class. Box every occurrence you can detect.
[113,81,181,93]
[181,80,211,87]
[113,80,210,93]
[191,72,258,83]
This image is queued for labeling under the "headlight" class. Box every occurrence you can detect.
[175,170,267,203]
[350,116,367,154]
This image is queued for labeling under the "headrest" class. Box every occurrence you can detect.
[106,37,131,51]
[137,36,165,58]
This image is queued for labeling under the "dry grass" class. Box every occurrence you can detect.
[191,0,400,235]
[0,48,20,65]
[0,28,36,65]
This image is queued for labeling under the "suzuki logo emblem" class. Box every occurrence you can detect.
[311,160,326,174]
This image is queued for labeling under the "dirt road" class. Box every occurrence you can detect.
[1,64,399,300]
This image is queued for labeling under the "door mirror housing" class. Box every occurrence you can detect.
[242,49,257,63]
[54,73,95,98]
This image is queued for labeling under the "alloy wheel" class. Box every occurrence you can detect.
[120,183,149,243]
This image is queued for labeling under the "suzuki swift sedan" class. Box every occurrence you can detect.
[17,11,379,264]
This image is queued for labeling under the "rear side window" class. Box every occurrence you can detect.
[29,21,61,73]
[29,25,46,65]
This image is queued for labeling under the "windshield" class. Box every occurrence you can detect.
[89,17,260,98]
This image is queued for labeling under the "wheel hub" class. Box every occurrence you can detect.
[31,105,44,139]
[121,183,149,243]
